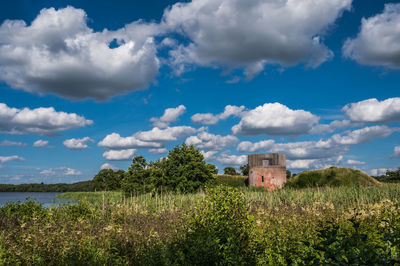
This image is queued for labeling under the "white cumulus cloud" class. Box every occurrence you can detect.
[346,159,366,165]
[33,139,49,147]
[0,103,93,135]
[237,125,398,161]
[0,6,160,100]
[100,163,117,170]
[342,98,400,123]
[392,145,400,158]
[135,126,199,142]
[98,133,162,149]
[216,153,247,166]
[103,149,136,161]
[185,132,238,151]
[63,137,93,150]
[0,155,25,163]
[150,105,186,128]
[200,150,218,161]
[343,4,400,69]
[370,168,388,176]
[331,125,396,145]
[164,0,351,76]
[232,103,319,136]
[191,105,245,125]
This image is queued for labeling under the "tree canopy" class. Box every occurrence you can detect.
[224,167,237,175]
[122,143,214,194]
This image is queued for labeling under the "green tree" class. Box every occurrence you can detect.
[240,164,249,176]
[92,169,124,191]
[386,168,400,181]
[207,164,218,175]
[224,167,237,175]
[160,143,214,192]
[286,169,292,179]
[121,156,152,194]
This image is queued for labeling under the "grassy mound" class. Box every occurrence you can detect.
[286,167,380,188]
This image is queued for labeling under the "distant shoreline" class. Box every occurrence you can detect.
[0,180,92,192]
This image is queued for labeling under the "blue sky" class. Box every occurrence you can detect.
[1,0,400,184]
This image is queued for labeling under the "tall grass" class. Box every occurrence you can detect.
[3,183,400,264]
[58,184,400,212]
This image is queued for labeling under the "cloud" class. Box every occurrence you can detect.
[392,145,400,158]
[98,133,162,149]
[40,169,56,175]
[216,153,247,166]
[330,125,396,145]
[40,166,82,176]
[103,149,136,161]
[0,6,160,100]
[346,159,366,165]
[237,125,398,160]
[232,103,319,136]
[150,105,186,128]
[191,105,245,125]
[0,103,93,135]
[100,163,117,170]
[237,140,275,153]
[0,155,25,163]
[287,159,319,170]
[149,148,168,154]
[310,120,353,134]
[343,4,400,69]
[0,140,25,146]
[63,137,93,150]
[185,132,238,151]
[370,168,387,176]
[33,139,49,147]
[134,126,199,142]
[342,98,400,123]
[164,0,351,76]
[200,150,218,161]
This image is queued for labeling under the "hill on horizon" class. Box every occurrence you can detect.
[286,167,380,188]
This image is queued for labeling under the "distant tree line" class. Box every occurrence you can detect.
[0,181,93,192]
[373,168,400,183]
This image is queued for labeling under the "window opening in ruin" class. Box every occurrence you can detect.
[262,176,264,182]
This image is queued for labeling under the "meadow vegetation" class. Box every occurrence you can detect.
[1,144,400,264]
[0,181,399,264]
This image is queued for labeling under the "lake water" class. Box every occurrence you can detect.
[0,192,74,207]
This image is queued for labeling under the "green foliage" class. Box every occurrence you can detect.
[171,185,257,265]
[240,164,249,176]
[3,185,400,264]
[0,200,46,224]
[121,156,152,194]
[374,167,400,183]
[214,174,247,187]
[206,163,218,174]
[286,167,380,188]
[92,169,125,191]
[286,169,291,179]
[224,166,237,175]
[122,144,213,194]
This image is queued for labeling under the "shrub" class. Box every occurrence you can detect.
[171,185,257,265]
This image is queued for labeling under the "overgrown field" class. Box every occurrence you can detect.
[1,183,400,264]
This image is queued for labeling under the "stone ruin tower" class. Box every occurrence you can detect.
[248,153,286,190]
